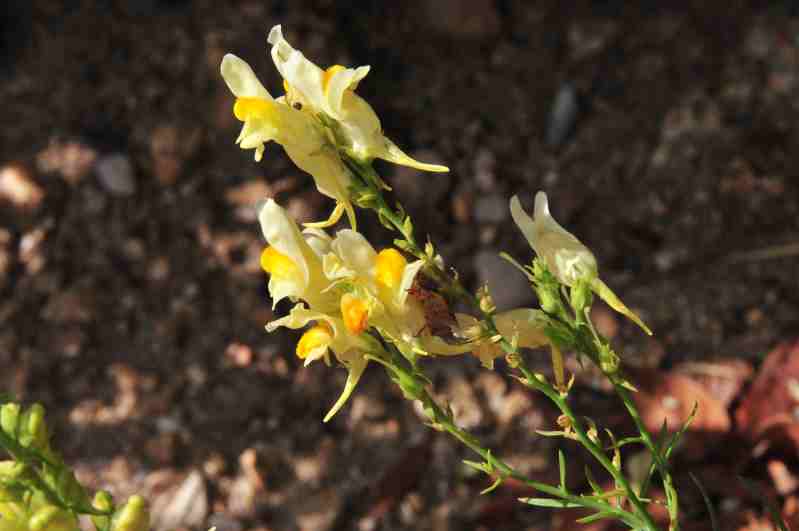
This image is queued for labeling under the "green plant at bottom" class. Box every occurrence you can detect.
[0,400,149,531]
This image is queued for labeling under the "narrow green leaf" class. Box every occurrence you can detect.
[576,511,616,524]
[518,497,581,508]
[558,449,567,492]
[462,459,490,475]
[535,430,566,438]
[480,476,503,495]
[584,466,602,495]
[665,401,698,461]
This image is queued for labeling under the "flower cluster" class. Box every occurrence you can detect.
[225,27,651,423]
[220,25,448,229]
[258,198,433,420]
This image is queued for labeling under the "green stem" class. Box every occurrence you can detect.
[613,382,679,531]
[379,353,644,529]
[516,362,660,531]
[349,159,660,530]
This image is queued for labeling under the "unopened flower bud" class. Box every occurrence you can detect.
[29,505,78,531]
[20,403,48,450]
[92,490,114,531]
[569,278,594,315]
[111,495,150,531]
[0,404,20,437]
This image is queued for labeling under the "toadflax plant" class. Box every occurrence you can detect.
[223,25,696,531]
[0,399,149,531]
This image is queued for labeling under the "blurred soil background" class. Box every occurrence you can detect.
[2,1,799,530]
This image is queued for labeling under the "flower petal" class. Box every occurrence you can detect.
[325,65,371,118]
[376,137,449,172]
[331,229,377,279]
[511,192,598,285]
[494,308,550,349]
[220,54,272,100]
[268,25,326,110]
[323,355,368,422]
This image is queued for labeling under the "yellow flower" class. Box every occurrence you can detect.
[510,192,652,335]
[267,304,374,422]
[257,199,338,311]
[267,25,449,172]
[221,54,355,228]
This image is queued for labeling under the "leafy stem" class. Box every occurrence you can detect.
[374,343,648,530]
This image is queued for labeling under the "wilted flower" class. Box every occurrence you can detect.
[267,25,449,172]
[220,54,355,228]
[510,192,652,335]
[454,309,551,369]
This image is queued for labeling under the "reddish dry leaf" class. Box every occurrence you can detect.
[630,368,731,435]
[736,340,799,449]
[674,359,754,409]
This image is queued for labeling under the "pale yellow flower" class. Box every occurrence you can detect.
[257,199,338,312]
[267,303,375,422]
[221,54,355,228]
[259,201,428,420]
[267,25,449,172]
[510,192,652,335]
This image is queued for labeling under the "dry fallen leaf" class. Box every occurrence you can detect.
[736,340,799,452]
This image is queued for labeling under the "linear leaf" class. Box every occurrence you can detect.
[518,497,581,508]
[558,449,567,492]
[576,511,616,524]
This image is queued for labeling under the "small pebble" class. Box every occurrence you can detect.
[0,163,44,210]
[546,82,580,147]
[96,153,136,197]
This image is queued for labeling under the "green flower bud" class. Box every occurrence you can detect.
[29,505,78,531]
[19,404,48,450]
[0,404,20,437]
[111,495,150,531]
[0,461,26,480]
[597,344,619,374]
[91,490,114,531]
[535,284,561,315]
[569,278,594,315]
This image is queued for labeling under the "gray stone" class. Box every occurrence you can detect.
[96,153,136,197]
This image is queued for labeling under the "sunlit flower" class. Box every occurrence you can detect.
[267,25,449,172]
[257,199,339,312]
[267,303,377,422]
[221,54,355,228]
[510,192,652,335]
[259,201,429,419]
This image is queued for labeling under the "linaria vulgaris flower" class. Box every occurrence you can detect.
[259,199,457,420]
[267,25,449,172]
[510,192,652,335]
[220,54,355,228]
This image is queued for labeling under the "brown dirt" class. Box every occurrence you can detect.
[1,2,799,530]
